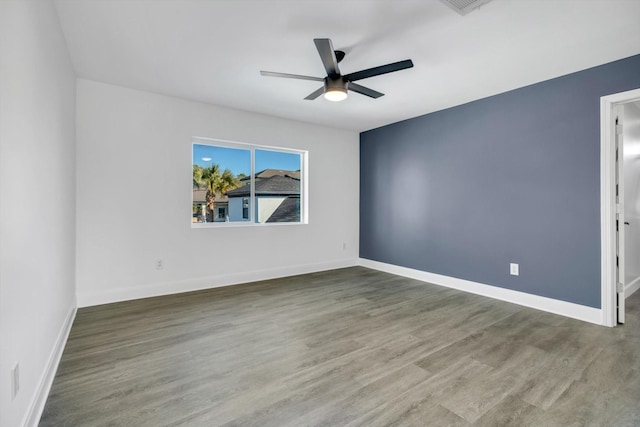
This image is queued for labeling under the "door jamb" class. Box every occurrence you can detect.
[601,88,640,327]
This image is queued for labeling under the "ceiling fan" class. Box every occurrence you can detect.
[260,38,414,102]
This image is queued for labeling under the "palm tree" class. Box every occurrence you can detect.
[193,164,204,189]
[201,164,240,221]
[218,169,238,196]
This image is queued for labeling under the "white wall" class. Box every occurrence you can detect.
[624,102,640,286]
[76,80,359,306]
[0,1,77,426]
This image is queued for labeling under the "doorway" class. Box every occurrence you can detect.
[622,102,640,299]
[601,88,640,326]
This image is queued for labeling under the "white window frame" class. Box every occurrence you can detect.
[191,137,308,228]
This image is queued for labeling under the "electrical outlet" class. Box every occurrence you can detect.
[510,263,519,276]
[155,258,164,270]
[11,363,19,399]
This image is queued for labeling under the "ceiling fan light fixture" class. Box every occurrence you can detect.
[324,88,348,102]
[323,78,348,102]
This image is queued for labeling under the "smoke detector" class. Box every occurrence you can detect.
[440,0,493,15]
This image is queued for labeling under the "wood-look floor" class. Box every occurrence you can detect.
[40,267,640,426]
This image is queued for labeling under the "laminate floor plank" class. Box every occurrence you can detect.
[40,267,640,426]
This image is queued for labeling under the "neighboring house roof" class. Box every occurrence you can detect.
[227,175,300,197]
[240,169,300,182]
[192,189,229,204]
[267,197,300,223]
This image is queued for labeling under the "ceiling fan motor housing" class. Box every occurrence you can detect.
[324,77,348,93]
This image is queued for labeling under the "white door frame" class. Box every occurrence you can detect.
[601,88,640,327]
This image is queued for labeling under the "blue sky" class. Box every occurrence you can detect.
[193,144,300,176]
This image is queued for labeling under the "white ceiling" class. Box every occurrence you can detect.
[53,0,640,132]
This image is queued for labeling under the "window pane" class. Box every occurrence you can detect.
[192,144,250,223]
[253,149,302,223]
[242,198,249,219]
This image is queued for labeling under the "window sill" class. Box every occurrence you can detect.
[191,221,307,229]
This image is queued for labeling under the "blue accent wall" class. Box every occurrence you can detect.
[360,54,640,308]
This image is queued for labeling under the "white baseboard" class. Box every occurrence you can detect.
[359,258,603,326]
[23,301,77,427]
[626,275,640,298]
[77,258,359,307]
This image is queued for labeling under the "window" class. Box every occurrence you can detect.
[242,198,249,219]
[252,149,302,223]
[192,138,306,226]
[192,144,250,223]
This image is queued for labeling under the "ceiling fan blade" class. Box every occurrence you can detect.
[314,38,340,77]
[304,87,325,100]
[260,71,323,82]
[348,82,384,99]
[344,59,414,82]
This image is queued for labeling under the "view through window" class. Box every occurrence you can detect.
[192,140,305,225]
